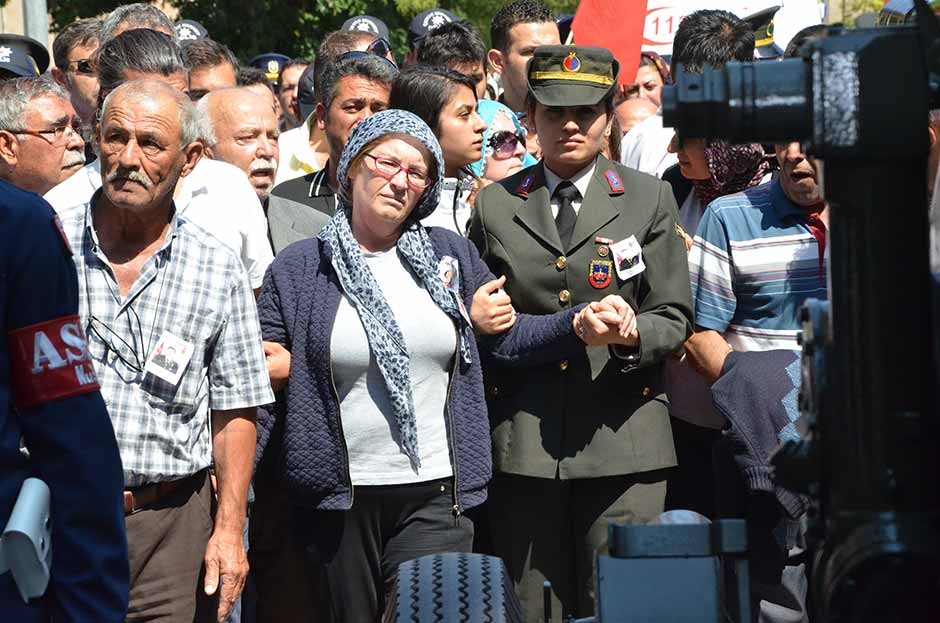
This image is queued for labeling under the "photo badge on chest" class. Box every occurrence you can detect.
[144,330,194,386]
[610,235,646,281]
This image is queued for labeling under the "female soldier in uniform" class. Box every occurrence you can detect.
[469,45,694,621]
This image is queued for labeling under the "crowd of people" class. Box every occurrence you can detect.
[5,2,929,623]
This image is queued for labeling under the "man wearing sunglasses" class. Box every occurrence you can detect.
[0,78,86,196]
[51,18,101,129]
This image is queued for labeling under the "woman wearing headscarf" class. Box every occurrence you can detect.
[665,133,775,248]
[255,109,626,620]
[469,99,537,184]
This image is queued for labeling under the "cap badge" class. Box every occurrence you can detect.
[0,46,11,64]
[267,59,280,74]
[516,174,535,196]
[562,51,581,73]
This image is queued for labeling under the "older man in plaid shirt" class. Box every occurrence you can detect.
[59,79,273,622]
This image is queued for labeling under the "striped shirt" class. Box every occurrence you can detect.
[689,178,828,351]
[60,195,274,486]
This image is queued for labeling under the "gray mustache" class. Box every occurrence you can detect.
[61,150,86,169]
[249,157,277,173]
[106,168,153,189]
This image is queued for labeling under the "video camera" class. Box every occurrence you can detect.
[661,1,940,620]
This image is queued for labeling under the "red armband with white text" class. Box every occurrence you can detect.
[8,315,100,408]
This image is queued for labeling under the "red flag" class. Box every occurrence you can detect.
[571,0,648,89]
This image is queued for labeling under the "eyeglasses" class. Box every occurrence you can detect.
[363,153,431,190]
[86,314,145,373]
[10,122,82,145]
[337,48,398,71]
[487,130,526,158]
[67,58,96,75]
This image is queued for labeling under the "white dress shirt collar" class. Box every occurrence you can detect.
[544,160,596,199]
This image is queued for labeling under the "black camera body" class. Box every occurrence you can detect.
[662,8,940,622]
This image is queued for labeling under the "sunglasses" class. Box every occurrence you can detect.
[487,130,526,158]
[68,58,96,75]
[338,43,398,70]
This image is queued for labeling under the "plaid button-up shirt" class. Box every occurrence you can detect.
[60,194,274,486]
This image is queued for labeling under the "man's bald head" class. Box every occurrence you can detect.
[199,87,280,201]
[98,79,203,212]
[615,97,658,135]
[101,79,201,146]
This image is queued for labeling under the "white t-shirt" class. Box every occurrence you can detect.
[331,246,455,485]
[421,177,473,236]
[44,158,273,289]
[620,114,679,179]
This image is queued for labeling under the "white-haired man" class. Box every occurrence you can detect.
[58,79,273,622]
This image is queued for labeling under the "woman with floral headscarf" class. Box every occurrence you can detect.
[255,109,623,619]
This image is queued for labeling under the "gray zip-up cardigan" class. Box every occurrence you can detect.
[255,226,584,512]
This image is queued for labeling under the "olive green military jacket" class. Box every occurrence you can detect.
[469,156,693,479]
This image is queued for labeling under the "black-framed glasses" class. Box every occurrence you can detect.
[337,49,398,71]
[85,314,145,373]
[363,153,431,190]
[487,130,526,158]
[67,58,96,75]
[10,122,82,145]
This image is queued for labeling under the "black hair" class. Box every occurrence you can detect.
[181,38,239,74]
[784,25,830,58]
[490,0,556,53]
[52,17,102,70]
[671,9,754,74]
[389,65,477,136]
[97,28,186,96]
[313,30,378,101]
[278,58,310,84]
[237,66,274,93]
[318,54,397,110]
[417,21,486,75]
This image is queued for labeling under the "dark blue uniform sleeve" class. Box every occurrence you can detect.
[1,182,129,622]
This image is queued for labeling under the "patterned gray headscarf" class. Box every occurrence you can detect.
[318,109,473,470]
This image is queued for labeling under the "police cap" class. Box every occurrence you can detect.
[526,45,619,108]
[342,15,391,41]
[175,19,209,42]
[408,8,457,50]
[250,52,291,85]
[0,34,49,79]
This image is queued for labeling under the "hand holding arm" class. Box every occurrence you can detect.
[470,275,516,335]
[263,340,290,392]
[683,329,733,384]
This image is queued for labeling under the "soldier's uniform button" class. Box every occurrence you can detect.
[559,289,571,304]
[556,256,567,270]
[559,359,569,371]
[642,387,651,397]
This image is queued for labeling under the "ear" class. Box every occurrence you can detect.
[0,131,19,165]
[179,141,205,178]
[929,124,939,150]
[315,102,327,131]
[51,67,68,87]
[203,144,215,160]
[487,49,504,75]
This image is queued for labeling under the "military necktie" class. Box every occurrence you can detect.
[554,181,579,250]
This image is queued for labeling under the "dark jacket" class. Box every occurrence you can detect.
[470,156,694,479]
[267,167,335,254]
[256,226,583,512]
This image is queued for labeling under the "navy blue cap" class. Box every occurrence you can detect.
[0,34,49,78]
[342,15,390,41]
[250,53,292,84]
[408,8,458,49]
[175,19,209,42]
